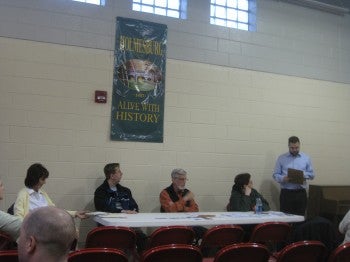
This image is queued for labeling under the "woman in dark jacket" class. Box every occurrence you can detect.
[227,173,270,212]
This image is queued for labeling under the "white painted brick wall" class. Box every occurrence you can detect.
[0,0,349,84]
[0,36,350,245]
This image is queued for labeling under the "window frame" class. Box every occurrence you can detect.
[132,0,187,19]
[72,0,105,6]
[210,0,256,31]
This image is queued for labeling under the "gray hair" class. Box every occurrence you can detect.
[171,168,187,179]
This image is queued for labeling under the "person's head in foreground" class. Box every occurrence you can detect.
[18,206,76,262]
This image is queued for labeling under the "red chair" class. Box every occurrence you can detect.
[85,226,137,261]
[212,242,270,262]
[199,225,244,257]
[0,250,18,262]
[327,242,350,262]
[275,240,327,262]
[142,244,202,262]
[249,222,291,252]
[68,248,127,262]
[147,226,195,249]
[85,226,136,250]
[0,232,15,251]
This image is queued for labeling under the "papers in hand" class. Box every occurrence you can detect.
[287,168,304,184]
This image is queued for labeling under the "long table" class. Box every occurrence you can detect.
[93,211,304,227]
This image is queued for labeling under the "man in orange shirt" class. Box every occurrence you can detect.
[160,168,198,212]
[159,168,206,243]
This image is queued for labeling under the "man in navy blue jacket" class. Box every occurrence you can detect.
[94,163,146,252]
[94,163,138,213]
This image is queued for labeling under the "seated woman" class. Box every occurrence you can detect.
[14,163,87,219]
[227,173,270,212]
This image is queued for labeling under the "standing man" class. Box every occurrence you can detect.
[17,206,76,262]
[273,136,315,216]
[94,163,146,252]
[160,168,206,243]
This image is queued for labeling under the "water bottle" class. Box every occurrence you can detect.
[255,197,263,214]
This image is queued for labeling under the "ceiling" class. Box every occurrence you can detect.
[279,0,350,15]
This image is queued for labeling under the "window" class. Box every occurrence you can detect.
[210,0,256,31]
[73,0,105,6]
[132,0,187,19]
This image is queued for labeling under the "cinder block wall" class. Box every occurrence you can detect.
[1,37,350,244]
[0,0,349,83]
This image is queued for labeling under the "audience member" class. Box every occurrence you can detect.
[14,163,87,219]
[159,168,206,243]
[0,179,22,240]
[94,163,146,252]
[18,206,76,262]
[227,173,270,212]
[339,209,350,245]
[273,136,314,215]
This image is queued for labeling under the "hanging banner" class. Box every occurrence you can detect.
[110,17,167,142]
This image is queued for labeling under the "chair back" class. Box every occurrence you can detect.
[85,226,136,250]
[213,243,270,262]
[0,250,19,262]
[7,203,14,215]
[0,232,14,251]
[249,222,291,251]
[148,226,195,248]
[275,240,327,262]
[327,242,350,262]
[200,225,244,257]
[142,244,202,262]
[68,248,128,262]
[291,216,337,253]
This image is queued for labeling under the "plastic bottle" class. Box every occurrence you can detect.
[255,197,263,214]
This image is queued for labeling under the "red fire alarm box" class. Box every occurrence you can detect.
[95,90,107,103]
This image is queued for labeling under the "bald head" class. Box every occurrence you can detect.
[18,206,76,262]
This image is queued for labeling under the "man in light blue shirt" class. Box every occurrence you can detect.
[273,136,315,215]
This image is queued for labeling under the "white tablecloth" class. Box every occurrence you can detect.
[93,211,304,227]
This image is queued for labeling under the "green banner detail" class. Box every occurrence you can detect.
[111,17,167,142]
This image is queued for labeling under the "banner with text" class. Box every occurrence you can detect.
[111,17,167,142]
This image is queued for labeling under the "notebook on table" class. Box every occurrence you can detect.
[287,168,304,184]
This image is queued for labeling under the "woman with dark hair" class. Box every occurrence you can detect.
[227,173,270,212]
[14,163,86,219]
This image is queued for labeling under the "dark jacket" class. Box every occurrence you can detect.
[228,187,270,212]
[94,180,139,213]
[291,216,337,253]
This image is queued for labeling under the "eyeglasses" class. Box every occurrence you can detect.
[175,177,188,181]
